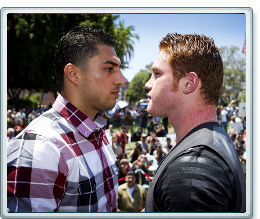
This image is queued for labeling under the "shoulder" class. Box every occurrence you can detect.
[118,183,128,194]
[8,109,73,164]
[20,108,77,140]
[136,184,145,190]
[155,146,235,212]
[136,184,147,194]
[164,145,234,182]
[118,183,128,190]
[175,145,230,165]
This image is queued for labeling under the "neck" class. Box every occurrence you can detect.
[60,90,97,121]
[169,105,217,144]
[127,184,135,188]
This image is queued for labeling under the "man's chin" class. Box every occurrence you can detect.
[147,105,156,116]
[104,101,117,111]
[147,105,162,117]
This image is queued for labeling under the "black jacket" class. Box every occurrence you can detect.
[146,122,246,212]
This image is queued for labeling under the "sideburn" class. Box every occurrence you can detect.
[171,77,179,91]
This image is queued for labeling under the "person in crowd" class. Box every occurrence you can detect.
[131,127,142,142]
[27,110,38,123]
[147,117,155,136]
[229,130,237,143]
[155,123,166,137]
[108,124,114,135]
[7,26,125,212]
[230,104,239,117]
[164,137,174,153]
[229,115,244,135]
[7,110,15,128]
[14,108,26,123]
[132,154,150,185]
[134,108,141,126]
[124,109,134,133]
[117,152,128,161]
[152,116,161,126]
[13,118,25,135]
[162,117,169,134]
[111,132,122,157]
[147,133,158,155]
[113,109,120,128]
[117,126,129,154]
[130,142,143,164]
[7,128,15,141]
[220,106,228,132]
[232,132,246,180]
[117,170,147,212]
[140,106,148,132]
[118,158,130,185]
[145,33,245,212]
[241,115,246,130]
[242,128,247,141]
[153,143,167,165]
[119,109,125,126]
[138,133,149,153]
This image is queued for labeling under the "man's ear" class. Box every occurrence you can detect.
[64,63,79,85]
[183,72,199,94]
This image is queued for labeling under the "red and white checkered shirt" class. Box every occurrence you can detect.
[7,94,118,212]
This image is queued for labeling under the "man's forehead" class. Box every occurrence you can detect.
[152,51,172,71]
[158,50,170,62]
[96,45,120,61]
[153,51,168,65]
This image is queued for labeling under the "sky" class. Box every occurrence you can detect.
[114,13,246,82]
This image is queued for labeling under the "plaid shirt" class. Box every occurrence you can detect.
[7,94,118,212]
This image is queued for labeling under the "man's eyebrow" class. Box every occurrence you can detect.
[103,60,121,67]
[152,66,160,73]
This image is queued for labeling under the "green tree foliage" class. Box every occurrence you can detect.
[219,46,246,105]
[238,91,246,103]
[124,64,152,104]
[7,14,139,107]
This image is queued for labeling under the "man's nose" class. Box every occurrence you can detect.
[145,77,153,91]
[116,69,126,86]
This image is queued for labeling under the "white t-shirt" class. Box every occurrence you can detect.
[221,109,228,122]
[128,186,135,195]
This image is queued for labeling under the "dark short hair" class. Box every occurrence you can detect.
[126,170,135,176]
[54,26,115,92]
[136,142,142,149]
[160,33,223,105]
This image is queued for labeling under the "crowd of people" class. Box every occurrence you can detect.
[7,102,247,212]
[218,105,247,177]
[7,105,51,141]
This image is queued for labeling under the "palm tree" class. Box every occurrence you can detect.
[113,20,139,68]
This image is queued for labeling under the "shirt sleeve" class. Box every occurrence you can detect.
[154,146,235,212]
[7,132,68,212]
[117,188,122,210]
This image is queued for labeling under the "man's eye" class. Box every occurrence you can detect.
[154,72,160,78]
[106,67,114,72]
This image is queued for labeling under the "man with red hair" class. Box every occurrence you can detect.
[145,33,245,212]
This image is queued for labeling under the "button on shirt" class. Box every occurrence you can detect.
[7,94,118,212]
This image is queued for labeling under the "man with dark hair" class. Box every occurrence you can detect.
[145,33,245,212]
[7,26,125,212]
[117,170,147,212]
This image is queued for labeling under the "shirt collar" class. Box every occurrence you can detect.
[52,94,107,138]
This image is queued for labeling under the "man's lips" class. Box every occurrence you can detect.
[147,95,151,101]
[111,90,120,96]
